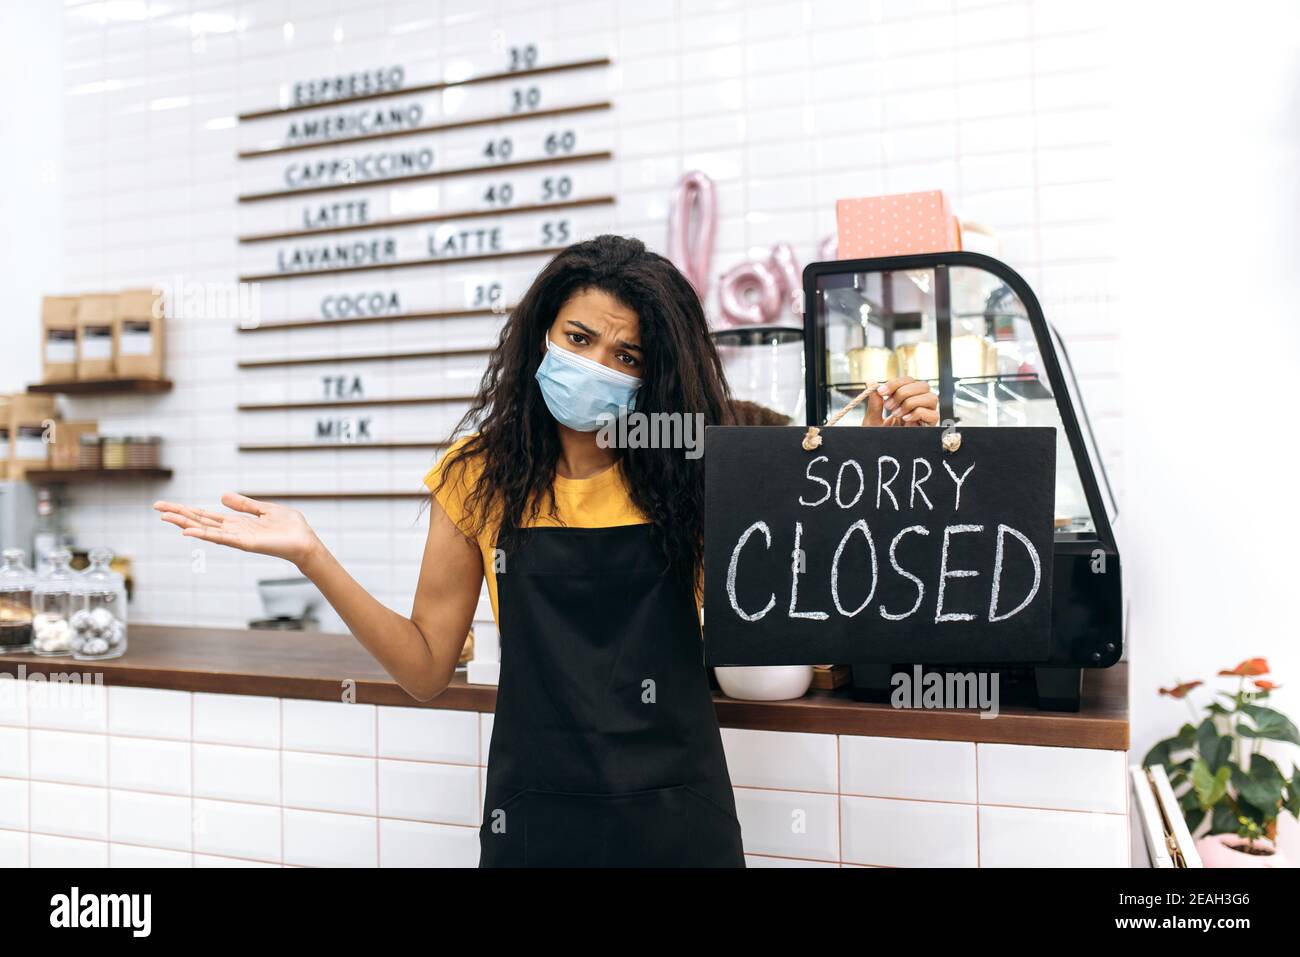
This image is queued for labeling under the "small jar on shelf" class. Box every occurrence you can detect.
[101,436,128,469]
[31,548,83,656]
[71,547,127,660]
[126,436,161,469]
[78,433,102,469]
[0,548,35,653]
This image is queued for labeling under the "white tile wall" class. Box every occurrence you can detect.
[46,0,1122,638]
[0,677,1129,867]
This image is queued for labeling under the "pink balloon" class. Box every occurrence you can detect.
[767,242,800,308]
[666,170,717,298]
[718,260,781,326]
[817,233,838,261]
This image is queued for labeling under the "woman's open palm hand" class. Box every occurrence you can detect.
[154,493,319,566]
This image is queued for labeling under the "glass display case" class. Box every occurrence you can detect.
[803,251,1121,710]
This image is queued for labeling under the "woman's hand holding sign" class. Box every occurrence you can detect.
[863,377,940,427]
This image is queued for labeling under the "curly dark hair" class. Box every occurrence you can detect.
[433,234,734,586]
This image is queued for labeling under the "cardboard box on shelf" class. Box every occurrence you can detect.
[114,288,165,379]
[76,294,118,380]
[3,393,56,479]
[835,189,962,259]
[49,420,97,470]
[41,296,79,383]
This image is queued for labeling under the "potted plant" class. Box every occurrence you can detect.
[1144,657,1299,867]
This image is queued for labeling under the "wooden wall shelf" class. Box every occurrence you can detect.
[237,57,611,121]
[238,442,447,452]
[238,395,475,412]
[238,196,615,245]
[235,306,508,333]
[25,468,173,482]
[28,378,173,395]
[238,345,491,370]
[239,246,558,283]
[239,101,612,159]
[237,149,610,204]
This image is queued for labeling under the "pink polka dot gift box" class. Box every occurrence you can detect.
[834,189,962,259]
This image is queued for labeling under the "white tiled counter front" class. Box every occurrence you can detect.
[0,678,1128,868]
[726,729,1128,868]
[0,629,1129,867]
[0,681,485,868]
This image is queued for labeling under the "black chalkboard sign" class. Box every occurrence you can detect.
[703,426,1056,666]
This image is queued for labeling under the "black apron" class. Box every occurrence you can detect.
[479,523,745,867]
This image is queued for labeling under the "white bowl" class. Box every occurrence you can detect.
[715,665,814,702]
[257,576,321,620]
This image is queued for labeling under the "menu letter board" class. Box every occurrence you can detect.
[703,426,1056,666]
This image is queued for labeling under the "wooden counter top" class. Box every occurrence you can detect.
[0,624,1128,750]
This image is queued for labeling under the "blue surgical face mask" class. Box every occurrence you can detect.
[535,338,641,432]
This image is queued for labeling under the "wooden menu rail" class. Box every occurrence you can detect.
[238,246,558,283]
[239,101,612,159]
[236,306,507,333]
[239,196,614,245]
[238,345,492,369]
[239,395,476,412]
[238,57,612,121]
[238,441,448,452]
[237,149,611,203]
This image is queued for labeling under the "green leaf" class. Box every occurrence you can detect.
[1231,757,1286,819]
[1196,718,1232,771]
[1192,757,1232,809]
[1143,738,1178,768]
[1209,802,1237,835]
[1206,702,1232,716]
[1210,736,1233,771]
[1238,704,1300,746]
[1144,725,1196,768]
[1286,769,1300,818]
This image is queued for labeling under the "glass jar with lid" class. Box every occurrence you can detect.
[0,548,35,653]
[32,548,82,656]
[71,547,127,660]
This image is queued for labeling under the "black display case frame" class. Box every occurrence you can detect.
[802,251,1122,711]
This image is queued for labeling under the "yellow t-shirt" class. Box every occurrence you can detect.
[423,436,649,624]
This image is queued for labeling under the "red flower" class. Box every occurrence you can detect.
[1159,680,1203,699]
[1219,658,1270,677]
[1253,679,1281,691]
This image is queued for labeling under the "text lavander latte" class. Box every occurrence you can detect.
[702,427,1056,666]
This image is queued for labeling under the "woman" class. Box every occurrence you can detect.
[155,235,939,867]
